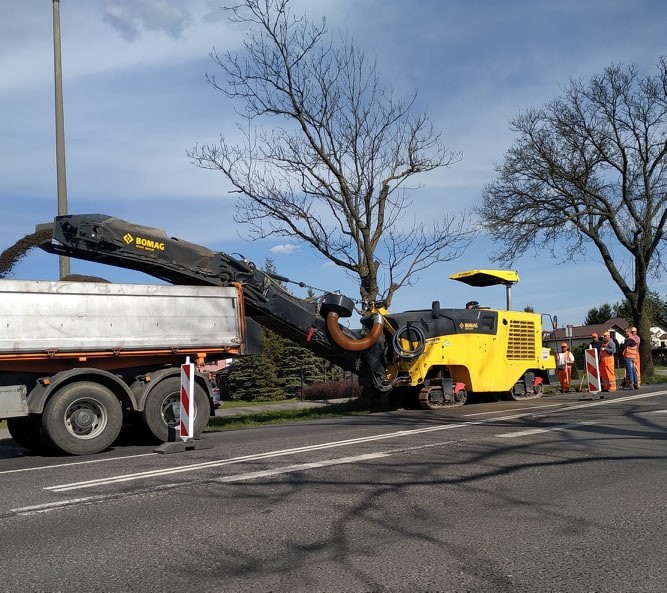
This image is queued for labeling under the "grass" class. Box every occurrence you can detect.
[205,399,370,432]
[219,398,304,409]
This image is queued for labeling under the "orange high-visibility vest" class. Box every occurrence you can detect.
[623,341,638,359]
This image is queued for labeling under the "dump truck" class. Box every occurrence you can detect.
[0,279,250,455]
[1,213,557,455]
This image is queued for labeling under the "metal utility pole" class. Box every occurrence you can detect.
[52,0,70,278]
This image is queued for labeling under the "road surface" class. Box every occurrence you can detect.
[1,389,665,592]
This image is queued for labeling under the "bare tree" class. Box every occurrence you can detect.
[188,0,473,306]
[477,58,667,377]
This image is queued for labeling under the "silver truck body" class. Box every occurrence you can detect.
[0,279,242,353]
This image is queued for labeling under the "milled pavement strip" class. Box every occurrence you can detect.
[496,420,600,438]
[43,390,667,493]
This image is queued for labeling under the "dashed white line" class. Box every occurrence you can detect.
[0,453,156,476]
[496,420,600,438]
[464,403,560,416]
[42,390,667,493]
[213,452,391,483]
[44,429,467,492]
[11,444,453,515]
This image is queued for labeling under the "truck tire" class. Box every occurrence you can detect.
[41,382,123,455]
[7,415,44,451]
[142,377,209,443]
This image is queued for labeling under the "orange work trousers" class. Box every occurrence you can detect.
[600,354,616,391]
[557,365,573,392]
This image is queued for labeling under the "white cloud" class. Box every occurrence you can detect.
[102,0,193,41]
[270,243,300,255]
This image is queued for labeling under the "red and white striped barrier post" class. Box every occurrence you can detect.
[585,348,601,395]
[180,356,195,441]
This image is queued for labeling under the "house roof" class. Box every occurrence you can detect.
[546,317,629,342]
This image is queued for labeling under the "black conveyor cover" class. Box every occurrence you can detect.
[40,214,360,371]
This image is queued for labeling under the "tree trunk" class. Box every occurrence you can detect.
[636,316,654,379]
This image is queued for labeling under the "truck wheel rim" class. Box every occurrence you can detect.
[64,399,107,439]
[161,394,181,428]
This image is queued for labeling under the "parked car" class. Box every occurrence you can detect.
[210,381,222,408]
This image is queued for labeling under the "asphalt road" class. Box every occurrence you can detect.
[1,388,666,593]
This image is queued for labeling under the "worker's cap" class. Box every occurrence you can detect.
[560,342,568,348]
[465,300,479,308]
[591,332,598,338]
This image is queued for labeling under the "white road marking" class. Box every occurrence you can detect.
[11,496,108,515]
[555,390,667,411]
[42,390,667,493]
[464,403,560,416]
[11,444,454,515]
[213,441,457,484]
[45,429,469,492]
[0,453,156,476]
[496,420,600,438]
[213,451,391,483]
[9,484,183,516]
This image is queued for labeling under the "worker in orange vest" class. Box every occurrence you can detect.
[620,328,639,389]
[555,342,575,392]
[599,332,617,391]
[631,326,641,387]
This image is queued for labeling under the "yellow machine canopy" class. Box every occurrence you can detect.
[448,269,520,309]
[448,269,519,287]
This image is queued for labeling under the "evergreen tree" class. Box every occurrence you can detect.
[224,353,283,401]
[262,328,288,368]
[228,258,353,400]
[584,304,614,325]
[279,343,308,398]
[613,291,667,326]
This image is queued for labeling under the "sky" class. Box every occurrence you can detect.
[1,0,665,330]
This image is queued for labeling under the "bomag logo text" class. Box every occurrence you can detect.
[136,237,165,250]
[123,232,165,251]
[458,321,479,330]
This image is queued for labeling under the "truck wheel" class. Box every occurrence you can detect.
[7,415,44,451]
[142,377,209,443]
[41,382,123,455]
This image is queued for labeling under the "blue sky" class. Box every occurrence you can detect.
[1,0,665,328]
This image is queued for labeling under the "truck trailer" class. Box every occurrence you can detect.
[0,279,247,455]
